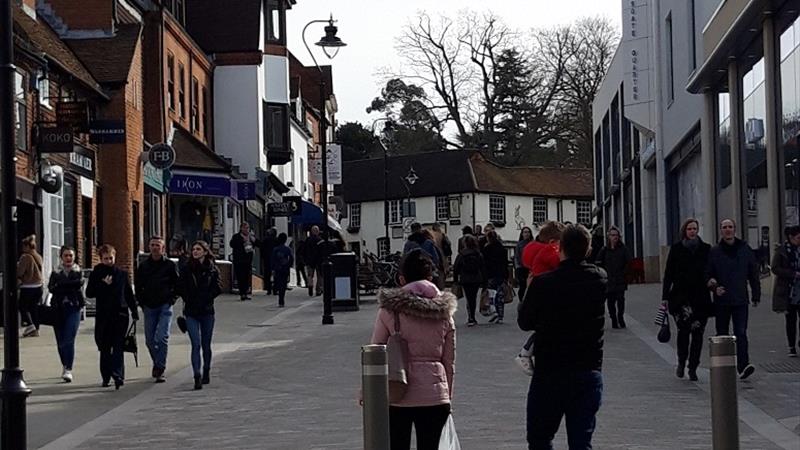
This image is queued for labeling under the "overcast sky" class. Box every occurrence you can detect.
[287,0,622,127]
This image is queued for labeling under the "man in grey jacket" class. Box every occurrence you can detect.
[706,219,761,380]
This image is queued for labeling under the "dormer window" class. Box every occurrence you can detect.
[266,0,286,45]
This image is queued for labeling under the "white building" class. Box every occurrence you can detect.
[341,151,594,257]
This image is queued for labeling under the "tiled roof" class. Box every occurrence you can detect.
[172,126,231,173]
[65,24,142,84]
[186,0,261,54]
[470,154,594,198]
[289,52,333,112]
[12,6,104,95]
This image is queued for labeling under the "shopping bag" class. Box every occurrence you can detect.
[657,315,671,343]
[479,289,495,317]
[438,414,461,450]
[502,281,515,304]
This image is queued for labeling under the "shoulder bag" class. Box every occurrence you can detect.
[123,321,139,367]
[386,312,409,403]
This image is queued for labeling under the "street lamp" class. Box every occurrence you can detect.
[303,15,346,326]
[0,0,31,448]
[370,118,392,254]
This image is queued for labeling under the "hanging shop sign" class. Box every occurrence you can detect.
[148,143,176,169]
[267,201,295,217]
[168,174,231,197]
[56,101,89,129]
[37,126,74,153]
[143,162,165,192]
[69,146,96,179]
[39,163,63,194]
[88,119,127,144]
[282,196,302,216]
[234,181,257,201]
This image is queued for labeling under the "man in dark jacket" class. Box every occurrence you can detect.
[707,218,761,379]
[518,224,607,450]
[134,236,178,383]
[230,223,258,301]
[304,226,323,297]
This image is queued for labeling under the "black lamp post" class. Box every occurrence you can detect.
[0,1,31,448]
[370,118,391,254]
[303,15,345,325]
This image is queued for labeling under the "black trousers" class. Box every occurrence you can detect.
[462,283,481,322]
[263,263,273,294]
[99,317,128,383]
[19,286,42,329]
[606,292,625,322]
[516,267,530,300]
[389,404,450,450]
[786,304,800,349]
[296,263,308,287]
[234,262,252,298]
[676,318,707,369]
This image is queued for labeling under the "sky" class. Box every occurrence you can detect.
[287,0,622,127]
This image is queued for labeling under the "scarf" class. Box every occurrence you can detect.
[682,237,700,251]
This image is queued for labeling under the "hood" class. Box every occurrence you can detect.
[56,263,82,274]
[378,287,457,321]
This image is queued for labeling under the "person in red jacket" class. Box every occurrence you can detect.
[516,221,565,375]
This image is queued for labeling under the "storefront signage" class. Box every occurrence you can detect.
[88,120,126,144]
[267,202,295,217]
[56,101,89,129]
[168,174,231,197]
[37,127,74,153]
[622,0,653,130]
[235,181,257,201]
[282,196,302,215]
[309,144,343,185]
[69,146,96,179]
[149,143,176,169]
[143,162,165,192]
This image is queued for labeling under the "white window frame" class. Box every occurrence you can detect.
[377,237,390,258]
[489,195,506,223]
[532,197,547,224]
[435,196,449,221]
[348,203,361,228]
[577,200,592,226]
[147,191,162,240]
[388,200,402,224]
[38,72,51,108]
[42,185,65,277]
[746,188,757,216]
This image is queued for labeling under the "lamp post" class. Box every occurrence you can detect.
[370,118,391,254]
[303,15,346,326]
[0,0,31,448]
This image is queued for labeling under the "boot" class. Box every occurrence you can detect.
[202,368,210,385]
[610,317,619,329]
[618,315,626,329]
[688,367,698,381]
[676,361,685,378]
[194,375,203,390]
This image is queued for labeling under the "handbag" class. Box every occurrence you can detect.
[438,414,461,450]
[479,289,495,316]
[123,320,139,367]
[386,312,409,403]
[657,314,671,343]
[36,303,61,327]
[654,302,668,326]
[502,281,515,304]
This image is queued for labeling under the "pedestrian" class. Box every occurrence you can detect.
[404,223,440,267]
[518,224,606,449]
[86,245,139,390]
[771,225,800,357]
[304,226,323,297]
[482,230,508,324]
[474,224,484,245]
[479,223,495,249]
[515,227,534,300]
[662,218,713,381]
[588,224,604,264]
[707,218,760,380]
[169,236,189,272]
[47,246,84,383]
[135,236,179,383]
[17,234,44,337]
[596,226,632,329]
[271,233,294,308]
[457,226,473,253]
[260,228,278,295]
[370,249,456,449]
[178,240,222,390]
[295,239,309,288]
[453,234,485,327]
[229,222,258,300]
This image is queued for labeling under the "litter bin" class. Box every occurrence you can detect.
[329,252,359,312]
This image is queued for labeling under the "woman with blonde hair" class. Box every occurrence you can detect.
[17,235,44,337]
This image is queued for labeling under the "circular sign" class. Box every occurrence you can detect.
[148,143,176,169]
[40,164,63,194]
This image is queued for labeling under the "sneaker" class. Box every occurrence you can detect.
[155,374,166,383]
[61,368,73,383]
[738,364,755,380]
[467,319,477,327]
[789,347,798,357]
[495,318,504,324]
[676,362,685,379]
[22,325,37,337]
[515,354,534,376]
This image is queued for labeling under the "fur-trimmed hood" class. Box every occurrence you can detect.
[378,285,457,320]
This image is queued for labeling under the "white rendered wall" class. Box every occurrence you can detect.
[264,55,289,104]
[214,66,265,172]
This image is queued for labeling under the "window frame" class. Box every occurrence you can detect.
[377,237,390,258]
[666,12,675,104]
[348,203,361,228]
[191,77,200,133]
[435,196,449,221]
[576,200,592,226]
[264,102,290,153]
[265,0,287,45]
[14,70,27,151]
[38,72,51,109]
[167,53,175,111]
[388,200,402,225]
[532,197,547,224]
[489,195,506,224]
[178,62,186,119]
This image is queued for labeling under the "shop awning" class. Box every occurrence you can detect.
[290,200,344,233]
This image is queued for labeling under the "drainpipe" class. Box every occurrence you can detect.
[651,0,669,267]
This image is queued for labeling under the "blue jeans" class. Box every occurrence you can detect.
[488,277,505,319]
[715,303,749,372]
[54,306,81,370]
[185,314,215,377]
[527,370,603,450]
[142,304,173,370]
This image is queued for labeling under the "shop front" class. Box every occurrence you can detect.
[144,161,167,245]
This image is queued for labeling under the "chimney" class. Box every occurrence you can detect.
[44,0,114,34]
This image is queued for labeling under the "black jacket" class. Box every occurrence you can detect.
[304,234,323,267]
[134,256,179,308]
[453,248,485,285]
[596,244,631,293]
[662,239,713,319]
[178,261,222,317]
[707,238,761,306]
[481,241,508,279]
[86,264,138,350]
[260,235,277,268]
[230,233,258,265]
[48,265,85,310]
[518,259,607,372]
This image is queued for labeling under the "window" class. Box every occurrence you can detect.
[388,200,402,224]
[264,102,289,153]
[191,77,199,132]
[377,237,390,258]
[201,87,209,137]
[348,203,361,228]
[746,188,757,216]
[436,196,449,221]
[132,201,140,254]
[666,12,675,103]
[46,186,64,273]
[532,197,547,224]
[174,0,185,25]
[14,71,27,151]
[63,179,76,251]
[266,0,286,45]
[167,53,175,110]
[38,72,50,108]
[178,63,185,119]
[577,200,592,226]
[489,195,505,223]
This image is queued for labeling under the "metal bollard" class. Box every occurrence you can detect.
[709,336,739,450]
[362,345,390,450]
[322,259,334,325]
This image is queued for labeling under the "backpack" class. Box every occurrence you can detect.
[461,252,482,278]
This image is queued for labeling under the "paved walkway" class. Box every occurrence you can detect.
[9,284,800,449]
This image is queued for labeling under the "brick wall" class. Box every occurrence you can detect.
[46,0,113,32]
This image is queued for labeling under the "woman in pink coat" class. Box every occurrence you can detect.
[371,249,457,450]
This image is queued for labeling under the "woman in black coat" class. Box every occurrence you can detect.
[179,240,222,390]
[48,246,85,383]
[596,226,631,329]
[482,231,509,324]
[662,218,712,381]
[85,244,139,390]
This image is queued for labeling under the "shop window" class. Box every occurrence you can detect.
[532,197,547,224]
[436,196,449,221]
[14,70,26,151]
[489,195,505,224]
[178,63,186,119]
[348,203,361,228]
[577,200,592,226]
[167,53,175,111]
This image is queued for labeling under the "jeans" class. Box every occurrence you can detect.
[462,283,481,322]
[527,369,603,450]
[715,303,749,372]
[99,317,127,383]
[306,266,323,295]
[787,304,800,349]
[54,306,81,370]
[606,292,625,323]
[186,314,215,377]
[676,318,707,370]
[389,404,450,450]
[143,304,173,370]
[488,277,505,319]
[19,286,42,329]
[296,263,308,287]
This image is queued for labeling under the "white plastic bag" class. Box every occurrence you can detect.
[438,414,461,450]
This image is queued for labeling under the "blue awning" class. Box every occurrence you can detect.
[290,200,323,225]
